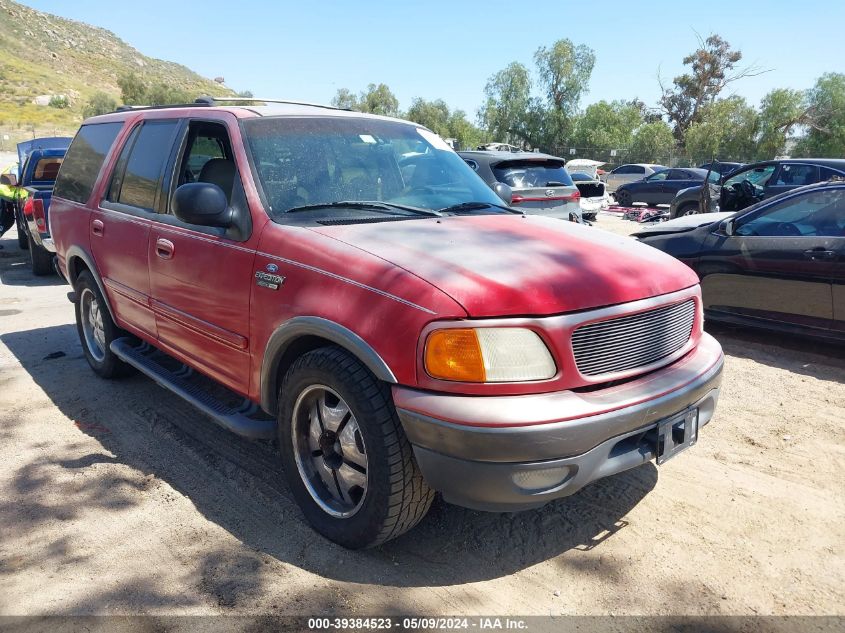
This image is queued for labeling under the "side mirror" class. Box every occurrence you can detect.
[172,182,231,227]
[493,182,513,205]
[721,219,735,236]
[0,173,17,187]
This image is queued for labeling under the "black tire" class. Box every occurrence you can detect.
[16,210,29,250]
[28,234,53,276]
[278,346,434,549]
[676,202,699,218]
[616,190,632,207]
[74,270,135,379]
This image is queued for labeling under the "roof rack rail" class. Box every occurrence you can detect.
[114,101,212,113]
[195,95,346,111]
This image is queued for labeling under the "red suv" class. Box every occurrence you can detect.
[50,99,724,548]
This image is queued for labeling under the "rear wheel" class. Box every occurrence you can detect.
[278,346,434,549]
[616,190,632,207]
[74,271,134,378]
[28,234,53,276]
[677,202,699,217]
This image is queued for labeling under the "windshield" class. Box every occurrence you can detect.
[493,160,574,188]
[242,117,502,217]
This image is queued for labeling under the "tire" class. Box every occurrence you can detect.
[28,234,53,276]
[16,210,28,250]
[278,346,434,549]
[616,190,632,207]
[676,202,699,218]
[74,270,135,379]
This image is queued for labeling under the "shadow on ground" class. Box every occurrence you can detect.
[2,323,658,590]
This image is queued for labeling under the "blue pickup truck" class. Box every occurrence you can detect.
[13,137,72,274]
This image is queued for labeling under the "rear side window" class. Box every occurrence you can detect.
[109,120,179,211]
[492,160,574,188]
[54,122,123,204]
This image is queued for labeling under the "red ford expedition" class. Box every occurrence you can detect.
[50,98,724,548]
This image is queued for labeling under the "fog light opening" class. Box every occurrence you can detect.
[511,466,572,493]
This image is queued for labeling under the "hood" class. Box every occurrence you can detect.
[635,212,733,236]
[310,215,698,317]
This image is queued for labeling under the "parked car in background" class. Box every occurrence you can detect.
[459,150,583,222]
[12,138,71,273]
[50,98,722,548]
[566,158,604,179]
[635,181,845,341]
[567,171,608,221]
[669,158,845,218]
[614,167,718,207]
[601,163,666,193]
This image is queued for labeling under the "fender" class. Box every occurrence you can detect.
[64,245,116,322]
[261,316,398,414]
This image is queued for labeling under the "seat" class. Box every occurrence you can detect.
[199,158,235,201]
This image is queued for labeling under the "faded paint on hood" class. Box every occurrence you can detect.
[310,214,699,317]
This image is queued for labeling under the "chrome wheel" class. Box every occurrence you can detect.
[80,287,106,362]
[291,385,368,518]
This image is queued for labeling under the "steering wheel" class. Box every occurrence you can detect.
[772,222,801,237]
[740,179,758,199]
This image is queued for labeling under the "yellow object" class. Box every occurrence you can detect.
[425,328,486,382]
[0,163,24,202]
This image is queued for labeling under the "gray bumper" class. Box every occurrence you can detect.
[396,340,723,512]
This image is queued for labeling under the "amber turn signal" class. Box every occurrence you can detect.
[424,328,486,382]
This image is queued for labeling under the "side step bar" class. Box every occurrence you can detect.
[110,338,276,440]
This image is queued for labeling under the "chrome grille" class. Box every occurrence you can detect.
[571,299,696,377]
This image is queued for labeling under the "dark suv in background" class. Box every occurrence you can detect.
[669,159,845,218]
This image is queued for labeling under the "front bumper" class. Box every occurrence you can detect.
[394,333,723,511]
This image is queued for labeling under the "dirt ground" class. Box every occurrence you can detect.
[0,212,843,619]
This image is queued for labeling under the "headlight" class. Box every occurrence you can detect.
[424,327,556,383]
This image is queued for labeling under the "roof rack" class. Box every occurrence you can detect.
[194,95,346,111]
[114,101,212,112]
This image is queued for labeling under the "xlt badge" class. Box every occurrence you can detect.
[255,270,285,290]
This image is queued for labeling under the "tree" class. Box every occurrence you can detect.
[534,39,596,117]
[629,121,675,163]
[406,97,451,133]
[48,95,69,109]
[659,34,761,144]
[794,73,845,157]
[358,83,399,116]
[236,90,254,98]
[83,92,117,118]
[684,97,758,163]
[756,88,807,159]
[331,88,360,110]
[478,62,532,145]
[118,72,147,105]
[571,100,642,150]
[146,83,191,106]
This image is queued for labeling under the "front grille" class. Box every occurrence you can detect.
[571,299,696,377]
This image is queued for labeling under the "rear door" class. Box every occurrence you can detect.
[94,119,181,339]
[147,116,257,394]
[701,186,845,332]
[765,163,819,199]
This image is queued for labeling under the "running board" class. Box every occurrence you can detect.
[110,338,276,440]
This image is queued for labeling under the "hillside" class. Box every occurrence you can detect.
[0,0,233,148]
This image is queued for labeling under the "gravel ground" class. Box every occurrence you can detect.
[0,217,843,618]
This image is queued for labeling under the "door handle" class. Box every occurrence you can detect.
[91,219,104,236]
[803,248,836,261]
[155,238,175,260]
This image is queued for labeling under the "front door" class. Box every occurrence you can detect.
[701,186,845,332]
[147,117,257,394]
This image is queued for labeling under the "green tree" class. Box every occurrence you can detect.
[684,96,758,163]
[659,34,759,144]
[331,88,360,110]
[794,73,845,157]
[83,92,117,118]
[358,83,399,116]
[755,88,807,159]
[146,83,191,106]
[478,61,532,145]
[534,39,596,117]
[48,95,69,109]
[117,72,147,105]
[406,97,451,134]
[629,121,675,163]
[571,100,642,150]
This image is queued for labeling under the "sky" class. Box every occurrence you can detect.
[21,0,845,117]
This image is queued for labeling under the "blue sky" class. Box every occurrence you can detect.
[23,0,845,116]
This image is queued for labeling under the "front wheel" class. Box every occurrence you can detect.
[676,202,699,217]
[278,346,434,548]
[616,190,632,207]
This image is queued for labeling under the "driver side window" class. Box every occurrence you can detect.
[736,188,845,237]
[724,165,776,188]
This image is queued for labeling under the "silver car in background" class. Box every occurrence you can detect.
[602,163,666,193]
[459,151,583,222]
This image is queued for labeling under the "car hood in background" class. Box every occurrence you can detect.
[311,214,698,317]
[634,212,733,236]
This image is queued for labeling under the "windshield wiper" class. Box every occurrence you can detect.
[285,201,442,217]
[438,201,521,214]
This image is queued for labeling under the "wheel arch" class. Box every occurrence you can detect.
[65,246,116,323]
[261,316,398,415]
